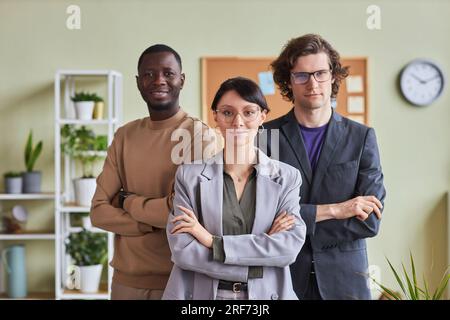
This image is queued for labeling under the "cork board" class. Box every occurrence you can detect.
[201,57,369,126]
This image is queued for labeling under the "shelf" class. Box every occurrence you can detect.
[0,193,55,200]
[0,231,55,240]
[68,227,106,234]
[60,283,109,300]
[57,69,122,77]
[59,203,91,213]
[58,119,118,125]
[0,292,55,300]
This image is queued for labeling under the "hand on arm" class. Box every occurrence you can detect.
[267,211,297,235]
[170,205,213,248]
[316,195,383,222]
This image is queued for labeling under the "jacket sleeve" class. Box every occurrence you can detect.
[167,165,249,282]
[90,129,153,236]
[299,204,317,236]
[314,128,386,247]
[222,170,306,267]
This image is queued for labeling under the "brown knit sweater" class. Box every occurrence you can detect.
[90,108,219,289]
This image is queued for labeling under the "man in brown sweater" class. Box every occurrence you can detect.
[90,44,218,299]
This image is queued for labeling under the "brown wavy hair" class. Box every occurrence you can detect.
[271,34,349,102]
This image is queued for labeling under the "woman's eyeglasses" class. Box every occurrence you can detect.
[215,108,261,123]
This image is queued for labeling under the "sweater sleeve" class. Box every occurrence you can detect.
[90,129,153,236]
[122,121,221,229]
[123,191,172,229]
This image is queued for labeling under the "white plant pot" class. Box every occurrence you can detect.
[74,101,95,120]
[73,178,97,207]
[79,264,103,293]
[82,216,92,229]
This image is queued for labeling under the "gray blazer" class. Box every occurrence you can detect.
[162,149,306,300]
[264,109,386,299]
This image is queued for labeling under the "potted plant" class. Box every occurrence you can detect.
[65,228,107,293]
[23,131,43,193]
[3,171,23,194]
[372,252,449,300]
[71,91,97,120]
[92,94,104,120]
[61,125,107,206]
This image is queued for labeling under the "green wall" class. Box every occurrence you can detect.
[1,0,449,298]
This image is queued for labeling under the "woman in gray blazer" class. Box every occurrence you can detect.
[162,77,306,300]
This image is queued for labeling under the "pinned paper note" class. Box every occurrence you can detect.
[347,96,365,113]
[258,71,275,95]
[347,115,365,125]
[346,75,363,93]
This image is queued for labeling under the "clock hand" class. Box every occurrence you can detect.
[423,75,440,83]
[410,73,426,84]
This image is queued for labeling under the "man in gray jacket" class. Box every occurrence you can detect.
[264,34,386,300]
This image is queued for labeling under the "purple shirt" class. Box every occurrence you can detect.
[299,123,329,173]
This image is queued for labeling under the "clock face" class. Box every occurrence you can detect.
[400,60,445,106]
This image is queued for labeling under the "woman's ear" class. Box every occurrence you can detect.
[260,109,268,123]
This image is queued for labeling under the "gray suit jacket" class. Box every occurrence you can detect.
[264,109,386,300]
[162,149,306,300]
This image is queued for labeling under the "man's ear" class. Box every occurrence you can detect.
[135,75,140,88]
[180,73,185,89]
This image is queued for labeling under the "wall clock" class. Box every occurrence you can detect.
[399,59,445,106]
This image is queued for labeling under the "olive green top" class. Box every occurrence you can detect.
[212,168,263,279]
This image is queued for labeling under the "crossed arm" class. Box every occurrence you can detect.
[90,133,171,235]
[301,128,386,245]
[166,166,306,281]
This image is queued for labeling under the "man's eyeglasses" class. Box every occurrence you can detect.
[291,69,332,85]
[215,108,261,123]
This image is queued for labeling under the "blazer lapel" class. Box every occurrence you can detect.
[310,110,345,195]
[199,153,224,236]
[252,151,282,234]
[281,109,313,184]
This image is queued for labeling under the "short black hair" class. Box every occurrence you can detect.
[211,77,270,112]
[137,44,182,71]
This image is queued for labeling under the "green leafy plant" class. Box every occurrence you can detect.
[373,252,449,300]
[92,94,103,102]
[3,171,22,178]
[24,130,43,172]
[65,228,107,266]
[71,91,102,102]
[61,125,107,178]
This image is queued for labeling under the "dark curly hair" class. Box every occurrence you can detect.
[271,34,349,102]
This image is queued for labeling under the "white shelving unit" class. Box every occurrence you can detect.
[54,69,122,300]
[0,193,55,298]
[0,234,55,240]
